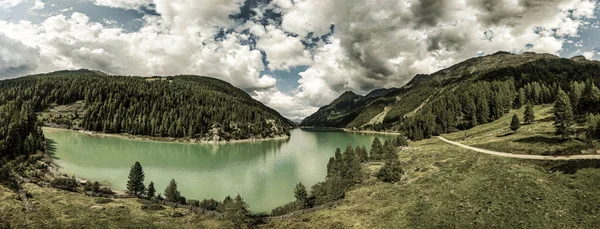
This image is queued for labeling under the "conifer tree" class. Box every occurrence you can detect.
[230,194,251,228]
[357,145,368,163]
[524,102,535,124]
[164,179,181,203]
[344,144,362,184]
[147,181,156,199]
[126,161,145,196]
[514,88,526,108]
[554,89,574,139]
[394,135,408,147]
[370,137,382,160]
[510,114,521,132]
[294,182,310,208]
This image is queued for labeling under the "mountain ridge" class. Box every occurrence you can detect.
[301,51,600,131]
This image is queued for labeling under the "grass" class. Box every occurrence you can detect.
[444,104,597,156]
[260,105,600,228]
[0,183,230,229]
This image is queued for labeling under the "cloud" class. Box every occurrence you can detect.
[0,0,22,9]
[0,7,274,90]
[92,0,152,10]
[0,0,598,120]
[0,34,42,78]
[254,25,312,71]
[30,0,44,10]
[252,0,598,113]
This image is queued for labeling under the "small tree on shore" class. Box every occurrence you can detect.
[510,114,521,132]
[524,102,535,124]
[147,181,156,199]
[126,161,145,196]
[164,179,181,203]
[294,182,311,209]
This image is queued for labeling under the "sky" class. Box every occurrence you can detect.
[1,0,600,121]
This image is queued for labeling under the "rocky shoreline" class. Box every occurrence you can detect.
[43,127,290,144]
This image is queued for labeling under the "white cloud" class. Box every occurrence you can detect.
[0,0,22,9]
[0,0,598,120]
[0,10,272,90]
[255,25,312,71]
[30,0,44,10]
[92,0,151,10]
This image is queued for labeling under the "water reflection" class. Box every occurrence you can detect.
[46,128,393,213]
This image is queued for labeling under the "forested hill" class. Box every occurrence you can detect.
[300,51,600,139]
[0,70,293,149]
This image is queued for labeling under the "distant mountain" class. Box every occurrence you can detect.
[301,52,600,133]
[1,70,293,141]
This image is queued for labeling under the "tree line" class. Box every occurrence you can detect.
[402,78,600,141]
[0,70,291,142]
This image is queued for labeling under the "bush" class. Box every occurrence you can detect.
[141,204,165,211]
[377,161,403,183]
[187,199,200,207]
[137,199,153,205]
[98,187,114,195]
[95,198,113,204]
[271,201,302,216]
[51,177,78,191]
[199,198,220,211]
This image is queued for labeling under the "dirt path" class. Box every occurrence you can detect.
[437,136,600,160]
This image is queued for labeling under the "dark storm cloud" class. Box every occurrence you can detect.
[411,0,449,28]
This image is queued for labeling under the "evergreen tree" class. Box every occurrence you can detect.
[294,182,311,209]
[569,81,585,114]
[126,161,145,196]
[344,144,362,184]
[394,135,408,147]
[510,114,521,132]
[147,181,156,199]
[370,137,383,160]
[524,102,535,124]
[514,88,526,108]
[586,114,600,142]
[357,145,368,163]
[222,194,251,228]
[164,179,181,203]
[554,89,574,139]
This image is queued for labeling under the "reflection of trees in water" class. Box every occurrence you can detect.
[45,138,59,159]
[48,130,289,170]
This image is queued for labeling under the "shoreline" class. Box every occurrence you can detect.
[297,126,401,135]
[42,127,290,145]
[342,128,402,135]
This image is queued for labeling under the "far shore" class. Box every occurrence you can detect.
[42,127,290,145]
[297,126,402,135]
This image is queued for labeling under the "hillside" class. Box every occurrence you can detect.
[264,105,600,228]
[0,69,293,144]
[300,52,600,135]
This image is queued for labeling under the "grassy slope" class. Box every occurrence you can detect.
[262,105,600,228]
[444,104,596,156]
[0,183,230,228]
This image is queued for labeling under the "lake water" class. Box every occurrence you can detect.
[45,128,394,213]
